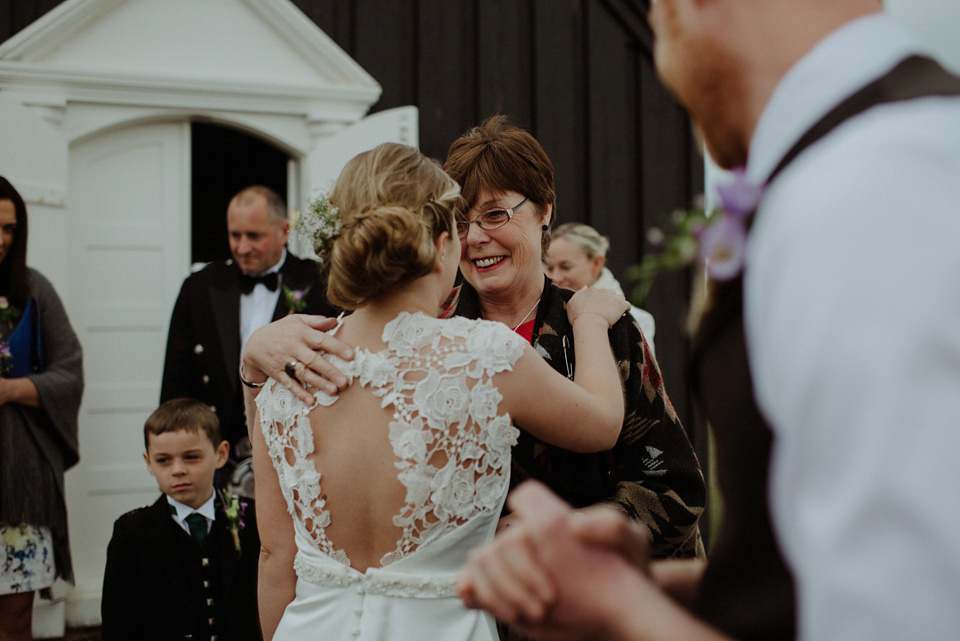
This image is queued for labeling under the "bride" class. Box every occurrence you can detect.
[246,143,628,641]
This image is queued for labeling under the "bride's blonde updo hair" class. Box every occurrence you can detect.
[324,143,461,309]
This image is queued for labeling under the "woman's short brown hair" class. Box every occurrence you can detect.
[443,115,557,251]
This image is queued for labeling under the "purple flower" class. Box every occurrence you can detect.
[716,168,763,219]
[0,340,12,377]
[697,216,747,281]
[630,166,763,302]
[283,285,311,314]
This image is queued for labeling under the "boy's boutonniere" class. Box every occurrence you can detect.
[629,168,763,304]
[283,285,310,315]
[218,489,248,553]
[0,296,21,330]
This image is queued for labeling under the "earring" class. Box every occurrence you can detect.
[541,224,548,232]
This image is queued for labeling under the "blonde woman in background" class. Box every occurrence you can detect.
[545,222,656,353]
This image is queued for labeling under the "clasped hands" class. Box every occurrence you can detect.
[459,480,718,641]
[456,480,658,641]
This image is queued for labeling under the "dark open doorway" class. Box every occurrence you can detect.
[190,122,291,265]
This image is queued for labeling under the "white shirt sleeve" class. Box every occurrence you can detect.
[745,108,960,641]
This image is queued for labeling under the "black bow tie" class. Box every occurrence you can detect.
[239,271,279,294]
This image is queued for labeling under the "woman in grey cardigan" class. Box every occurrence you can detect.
[0,176,83,641]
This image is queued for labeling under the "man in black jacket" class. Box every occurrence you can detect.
[161,185,336,489]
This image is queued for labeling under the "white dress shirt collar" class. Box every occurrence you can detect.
[166,492,216,533]
[747,13,917,185]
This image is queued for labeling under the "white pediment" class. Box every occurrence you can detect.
[0,0,380,115]
[0,3,414,632]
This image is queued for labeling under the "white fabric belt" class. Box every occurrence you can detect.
[294,553,458,599]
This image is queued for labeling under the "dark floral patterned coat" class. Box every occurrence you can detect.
[455,276,705,558]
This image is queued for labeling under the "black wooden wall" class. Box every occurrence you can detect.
[290,0,707,464]
[2,0,709,518]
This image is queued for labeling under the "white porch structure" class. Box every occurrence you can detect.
[0,0,416,634]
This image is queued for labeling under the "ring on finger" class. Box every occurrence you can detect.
[284,360,299,380]
[294,360,307,380]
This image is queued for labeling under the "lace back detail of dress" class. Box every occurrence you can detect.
[257,375,351,565]
[256,312,525,568]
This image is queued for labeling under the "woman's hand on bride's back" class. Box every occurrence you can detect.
[243,314,353,403]
[565,286,630,328]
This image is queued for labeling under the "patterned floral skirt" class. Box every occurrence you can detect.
[0,522,56,595]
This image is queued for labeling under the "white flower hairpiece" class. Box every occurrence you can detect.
[294,192,341,258]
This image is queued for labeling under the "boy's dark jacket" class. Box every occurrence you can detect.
[101,493,261,641]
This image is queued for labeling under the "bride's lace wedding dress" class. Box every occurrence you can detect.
[256,312,526,640]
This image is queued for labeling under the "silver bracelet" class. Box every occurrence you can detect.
[239,362,266,389]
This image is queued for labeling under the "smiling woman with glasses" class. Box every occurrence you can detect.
[440,115,705,566]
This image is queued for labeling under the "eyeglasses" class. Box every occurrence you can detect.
[456,197,529,239]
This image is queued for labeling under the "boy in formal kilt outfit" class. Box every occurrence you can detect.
[102,399,261,641]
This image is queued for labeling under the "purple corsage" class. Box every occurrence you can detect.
[630,168,763,303]
[283,285,310,314]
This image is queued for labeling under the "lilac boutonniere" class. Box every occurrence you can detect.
[283,285,310,315]
[218,489,248,553]
[0,341,12,377]
[630,168,763,304]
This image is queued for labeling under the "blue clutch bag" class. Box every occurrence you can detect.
[6,297,44,377]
